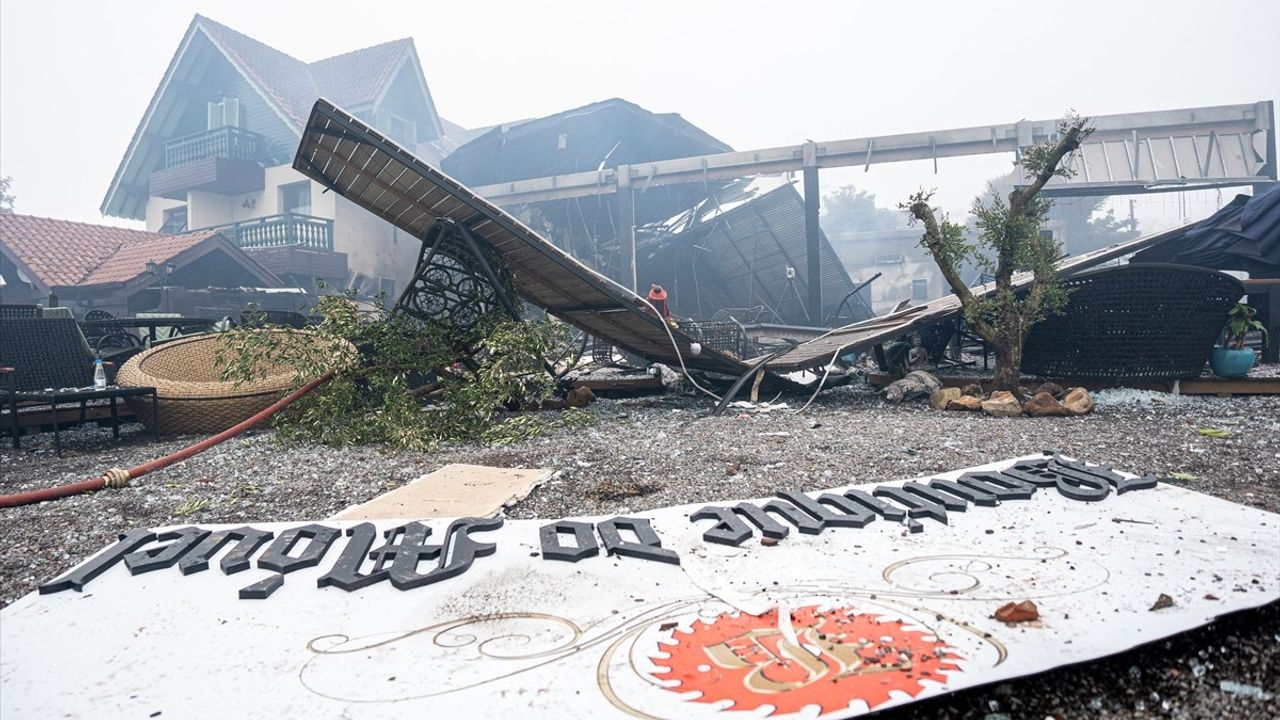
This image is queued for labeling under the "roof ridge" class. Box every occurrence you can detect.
[194,14,308,65]
[0,212,152,235]
[309,36,412,67]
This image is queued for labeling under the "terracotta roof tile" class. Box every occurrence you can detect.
[81,230,216,286]
[0,214,216,289]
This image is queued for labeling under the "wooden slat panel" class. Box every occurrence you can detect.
[292,99,750,377]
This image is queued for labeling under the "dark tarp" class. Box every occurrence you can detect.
[1131,184,1280,277]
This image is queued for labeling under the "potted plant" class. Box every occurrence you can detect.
[1210,303,1267,378]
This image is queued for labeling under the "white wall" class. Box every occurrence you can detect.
[143,162,410,293]
[144,196,187,232]
[145,164,339,232]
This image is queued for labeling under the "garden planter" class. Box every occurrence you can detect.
[1209,346,1255,378]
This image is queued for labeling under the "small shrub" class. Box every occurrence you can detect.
[216,290,587,451]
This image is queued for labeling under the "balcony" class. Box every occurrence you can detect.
[195,213,347,283]
[199,213,334,251]
[149,126,267,199]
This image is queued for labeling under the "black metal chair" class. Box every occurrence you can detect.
[1,318,158,454]
[239,309,310,329]
[81,308,144,355]
[1022,263,1245,381]
[0,304,41,319]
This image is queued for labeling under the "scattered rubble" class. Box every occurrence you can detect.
[981,390,1024,418]
[1023,391,1071,417]
[994,600,1041,623]
[1034,381,1065,399]
[2,382,1277,719]
[929,387,961,410]
[564,386,597,408]
[947,395,983,411]
[884,370,941,403]
[1219,680,1275,701]
[1063,387,1095,415]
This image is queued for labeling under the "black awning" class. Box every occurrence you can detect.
[1132,184,1280,277]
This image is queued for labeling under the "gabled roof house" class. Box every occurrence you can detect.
[99,15,467,293]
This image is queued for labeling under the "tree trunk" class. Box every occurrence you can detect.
[992,337,1023,392]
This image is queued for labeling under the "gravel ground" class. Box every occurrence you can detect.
[1,381,1277,718]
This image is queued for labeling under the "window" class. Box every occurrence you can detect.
[160,206,188,234]
[380,277,396,299]
[279,182,311,216]
[912,278,929,302]
[375,110,417,146]
[206,97,240,129]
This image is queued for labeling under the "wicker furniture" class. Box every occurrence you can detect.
[1022,263,1244,381]
[115,330,341,435]
[1,318,158,454]
[0,304,42,319]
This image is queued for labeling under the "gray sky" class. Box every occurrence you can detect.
[2,0,1277,228]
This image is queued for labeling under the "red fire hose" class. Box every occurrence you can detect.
[0,370,335,509]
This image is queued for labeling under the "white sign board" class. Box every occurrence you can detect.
[2,455,1277,719]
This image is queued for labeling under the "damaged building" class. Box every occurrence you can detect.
[442,98,735,287]
[637,177,873,327]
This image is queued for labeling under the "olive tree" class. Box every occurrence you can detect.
[903,115,1092,391]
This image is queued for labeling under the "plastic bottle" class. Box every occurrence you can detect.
[94,356,107,390]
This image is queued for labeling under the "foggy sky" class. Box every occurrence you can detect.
[1,0,1277,228]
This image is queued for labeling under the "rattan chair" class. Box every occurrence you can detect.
[1021,263,1244,381]
[116,330,348,435]
[1,318,158,454]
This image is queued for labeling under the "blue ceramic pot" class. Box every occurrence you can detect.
[1209,347,1255,378]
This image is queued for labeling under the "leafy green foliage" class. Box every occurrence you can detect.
[982,170,1139,257]
[902,115,1093,390]
[216,289,587,451]
[1225,302,1268,350]
[0,176,14,214]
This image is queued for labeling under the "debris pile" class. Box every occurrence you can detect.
[888,372,1096,417]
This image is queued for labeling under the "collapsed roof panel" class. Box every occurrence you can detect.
[292,98,750,376]
[638,177,873,326]
[761,224,1191,371]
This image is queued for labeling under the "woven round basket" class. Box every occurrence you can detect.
[117,330,347,435]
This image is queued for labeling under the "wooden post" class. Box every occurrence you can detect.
[802,143,821,325]
[616,164,636,292]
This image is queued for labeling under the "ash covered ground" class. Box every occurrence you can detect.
[2,383,1277,717]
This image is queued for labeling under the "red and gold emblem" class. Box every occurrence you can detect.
[649,605,961,715]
